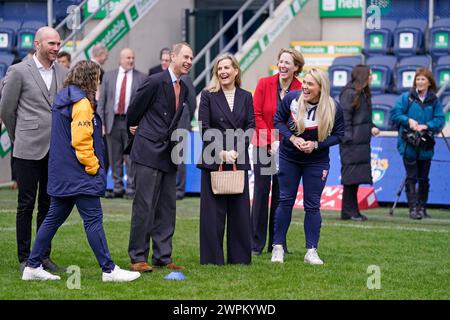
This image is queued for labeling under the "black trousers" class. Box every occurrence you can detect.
[403,158,431,188]
[341,184,359,218]
[14,154,51,263]
[251,146,280,253]
[200,169,251,265]
[176,163,186,197]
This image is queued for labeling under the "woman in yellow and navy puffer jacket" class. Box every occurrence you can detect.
[23,61,140,283]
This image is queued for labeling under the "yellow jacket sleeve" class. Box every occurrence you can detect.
[71,98,99,175]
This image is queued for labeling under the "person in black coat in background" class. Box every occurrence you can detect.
[339,65,379,221]
[197,53,255,265]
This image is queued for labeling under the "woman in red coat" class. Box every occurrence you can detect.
[251,48,304,255]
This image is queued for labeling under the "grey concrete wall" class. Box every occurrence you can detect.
[321,17,363,42]
[241,0,321,91]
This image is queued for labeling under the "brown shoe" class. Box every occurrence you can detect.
[156,262,185,270]
[130,262,153,272]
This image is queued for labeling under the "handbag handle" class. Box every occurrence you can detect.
[218,163,237,172]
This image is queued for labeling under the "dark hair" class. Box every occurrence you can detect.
[63,60,100,106]
[159,47,171,59]
[57,51,71,61]
[413,67,437,93]
[350,64,372,109]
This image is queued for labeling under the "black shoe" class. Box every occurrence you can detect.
[124,193,135,200]
[19,261,27,274]
[341,214,352,220]
[42,258,66,272]
[176,193,184,200]
[105,191,124,199]
[351,214,368,222]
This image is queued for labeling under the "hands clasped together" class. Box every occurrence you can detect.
[289,135,317,154]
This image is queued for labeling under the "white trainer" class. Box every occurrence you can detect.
[304,248,324,265]
[22,266,61,281]
[102,265,141,282]
[271,244,284,263]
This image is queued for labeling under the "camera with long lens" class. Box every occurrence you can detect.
[402,128,435,150]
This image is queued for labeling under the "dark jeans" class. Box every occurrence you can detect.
[28,196,115,273]
[273,157,329,249]
[14,155,51,263]
[403,158,431,188]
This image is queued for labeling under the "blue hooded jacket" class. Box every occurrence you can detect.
[47,85,106,197]
[391,90,444,160]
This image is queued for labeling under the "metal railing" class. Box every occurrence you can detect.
[193,0,275,87]
[55,0,116,51]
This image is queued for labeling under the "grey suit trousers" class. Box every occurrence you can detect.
[128,163,176,265]
[106,116,135,195]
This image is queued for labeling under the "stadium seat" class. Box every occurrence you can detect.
[434,56,450,93]
[0,20,21,52]
[393,19,427,57]
[364,19,397,56]
[429,18,450,59]
[367,55,398,93]
[372,94,398,130]
[16,20,46,57]
[395,55,432,92]
[441,94,450,110]
[0,52,15,79]
[328,56,362,96]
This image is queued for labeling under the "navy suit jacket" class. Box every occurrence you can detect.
[126,70,189,173]
[197,87,255,171]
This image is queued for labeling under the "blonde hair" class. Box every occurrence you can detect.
[294,68,336,142]
[206,53,242,93]
[277,48,305,76]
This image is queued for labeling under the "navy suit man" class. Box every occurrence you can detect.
[127,43,194,272]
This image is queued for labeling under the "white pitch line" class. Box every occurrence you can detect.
[0,215,448,234]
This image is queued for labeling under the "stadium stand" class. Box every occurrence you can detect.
[0,20,21,52]
[395,55,432,92]
[372,94,398,131]
[434,56,450,93]
[393,19,428,57]
[429,18,450,59]
[364,19,397,56]
[328,56,362,96]
[367,55,397,94]
[16,20,46,57]
[0,51,15,78]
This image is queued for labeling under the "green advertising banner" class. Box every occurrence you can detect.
[85,11,130,58]
[372,110,385,128]
[84,0,122,19]
[371,70,382,87]
[369,34,383,49]
[439,70,450,86]
[434,32,449,49]
[319,0,362,17]
[83,0,159,60]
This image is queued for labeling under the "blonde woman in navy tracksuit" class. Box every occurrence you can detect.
[271,68,344,265]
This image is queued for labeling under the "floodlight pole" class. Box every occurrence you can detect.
[47,0,53,27]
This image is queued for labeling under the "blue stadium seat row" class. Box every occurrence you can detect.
[329,54,450,95]
[0,20,46,56]
[364,18,450,59]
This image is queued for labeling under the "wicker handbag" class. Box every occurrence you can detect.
[210,163,245,195]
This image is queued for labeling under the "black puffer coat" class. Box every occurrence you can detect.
[339,84,374,186]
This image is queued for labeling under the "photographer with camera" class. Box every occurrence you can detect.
[391,68,444,219]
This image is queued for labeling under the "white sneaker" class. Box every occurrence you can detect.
[304,248,324,265]
[102,265,141,282]
[271,245,284,263]
[22,266,61,281]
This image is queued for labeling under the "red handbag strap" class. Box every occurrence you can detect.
[219,163,237,171]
